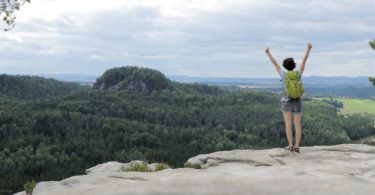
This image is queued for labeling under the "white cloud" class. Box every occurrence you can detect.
[0,0,374,77]
[6,33,23,43]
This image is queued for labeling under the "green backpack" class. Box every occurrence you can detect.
[285,71,304,99]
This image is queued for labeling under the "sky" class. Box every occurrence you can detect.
[0,0,374,77]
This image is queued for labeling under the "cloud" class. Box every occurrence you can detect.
[0,0,374,77]
[6,33,23,43]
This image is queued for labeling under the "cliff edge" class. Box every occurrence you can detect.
[15,144,375,195]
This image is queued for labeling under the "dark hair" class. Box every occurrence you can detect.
[283,58,296,71]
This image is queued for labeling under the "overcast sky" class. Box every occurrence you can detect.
[0,0,374,77]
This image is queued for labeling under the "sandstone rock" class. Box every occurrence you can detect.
[85,161,124,174]
[13,192,27,195]
[18,144,375,195]
[85,160,170,174]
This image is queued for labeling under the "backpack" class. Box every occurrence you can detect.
[285,71,304,99]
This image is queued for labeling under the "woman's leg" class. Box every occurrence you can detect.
[282,111,293,146]
[293,112,302,147]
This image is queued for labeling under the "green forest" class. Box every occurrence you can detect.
[0,66,374,194]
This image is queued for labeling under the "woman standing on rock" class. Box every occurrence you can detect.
[264,43,313,152]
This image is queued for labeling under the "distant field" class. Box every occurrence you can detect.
[237,84,280,89]
[316,98,375,115]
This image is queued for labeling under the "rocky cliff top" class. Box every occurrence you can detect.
[16,144,375,195]
[93,66,171,93]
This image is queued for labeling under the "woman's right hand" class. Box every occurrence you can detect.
[265,47,270,53]
[307,43,313,50]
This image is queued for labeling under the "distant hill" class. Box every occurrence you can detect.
[168,75,372,87]
[302,76,372,87]
[170,75,375,98]
[38,74,372,88]
[0,74,87,99]
[32,73,374,98]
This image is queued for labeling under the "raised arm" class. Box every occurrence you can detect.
[300,43,313,74]
[265,47,281,75]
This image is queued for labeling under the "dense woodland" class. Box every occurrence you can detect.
[0,74,87,99]
[0,66,374,194]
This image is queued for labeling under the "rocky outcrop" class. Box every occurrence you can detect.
[94,78,150,93]
[16,144,375,195]
[92,66,171,93]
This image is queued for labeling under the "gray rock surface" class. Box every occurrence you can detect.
[17,144,375,195]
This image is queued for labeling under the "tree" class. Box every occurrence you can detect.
[370,77,375,86]
[1,0,30,31]
[370,40,375,50]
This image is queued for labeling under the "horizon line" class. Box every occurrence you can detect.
[0,72,371,79]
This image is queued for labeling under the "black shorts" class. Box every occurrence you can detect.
[281,98,302,113]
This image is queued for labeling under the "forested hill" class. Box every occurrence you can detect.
[0,74,87,99]
[93,66,171,93]
[0,66,374,194]
[93,66,224,95]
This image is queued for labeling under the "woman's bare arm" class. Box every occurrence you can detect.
[265,47,281,75]
[300,43,313,74]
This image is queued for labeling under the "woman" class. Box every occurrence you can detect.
[264,43,312,152]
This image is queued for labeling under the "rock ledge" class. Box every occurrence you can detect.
[16,144,375,195]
